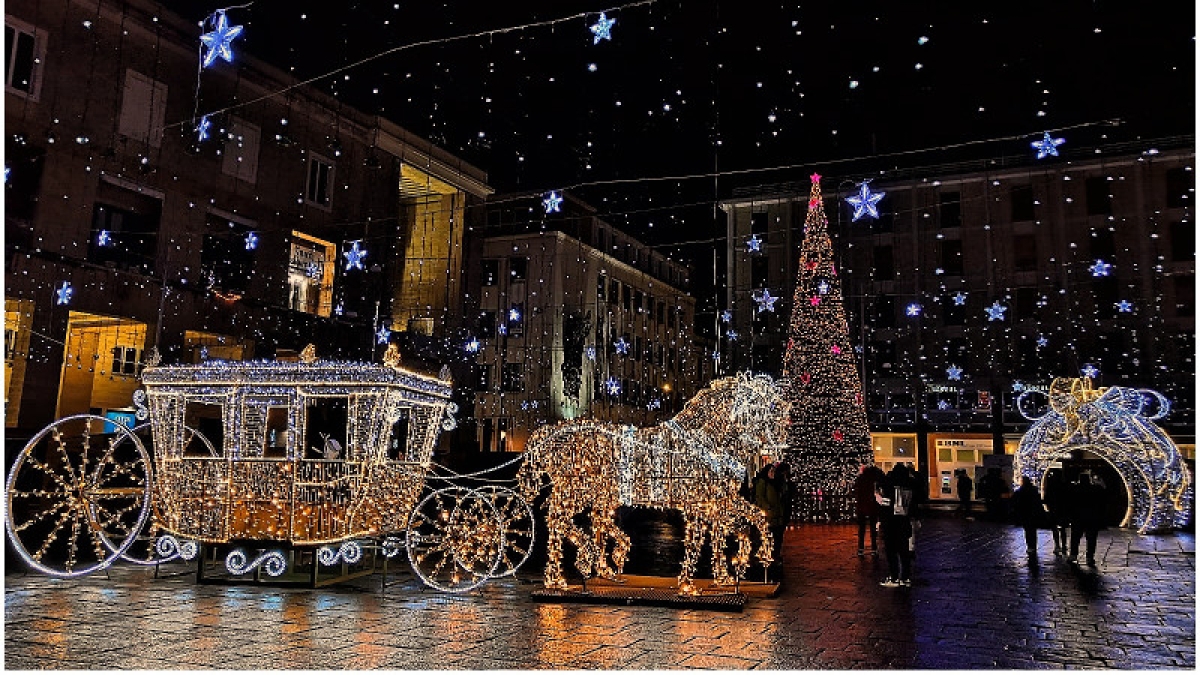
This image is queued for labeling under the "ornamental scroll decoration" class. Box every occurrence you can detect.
[1014,377,1192,533]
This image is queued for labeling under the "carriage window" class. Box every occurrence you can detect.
[305,398,348,460]
[183,402,224,457]
[263,406,289,458]
[388,413,410,461]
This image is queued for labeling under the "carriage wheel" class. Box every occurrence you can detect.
[405,486,502,592]
[4,414,152,577]
[478,486,536,578]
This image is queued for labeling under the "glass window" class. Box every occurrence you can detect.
[509,257,527,281]
[482,260,499,286]
[1090,228,1116,258]
[88,182,162,275]
[502,363,524,392]
[939,192,962,228]
[1011,185,1034,222]
[118,70,167,147]
[1086,177,1111,216]
[1170,222,1194,262]
[1174,276,1194,316]
[5,18,44,99]
[479,311,496,338]
[1166,167,1193,209]
[750,211,768,234]
[110,346,140,376]
[873,246,895,280]
[221,117,260,184]
[305,154,334,208]
[940,240,963,276]
[287,232,334,316]
[1013,234,1037,271]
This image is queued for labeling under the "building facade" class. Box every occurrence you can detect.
[4,0,490,435]
[722,140,1195,498]
[464,193,709,453]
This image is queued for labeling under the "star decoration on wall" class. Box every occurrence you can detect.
[604,376,621,396]
[947,365,963,380]
[1089,259,1113,277]
[97,230,112,247]
[984,301,1007,321]
[1031,131,1065,159]
[937,399,952,411]
[720,310,733,323]
[953,292,967,306]
[343,240,367,270]
[1081,363,1100,379]
[590,13,616,44]
[906,303,922,317]
[244,231,258,251]
[542,191,563,214]
[199,10,244,69]
[375,324,391,345]
[55,281,73,305]
[1037,335,1049,348]
[197,115,212,142]
[845,180,886,221]
[465,338,481,353]
[614,336,630,354]
[746,233,763,252]
[753,289,778,312]
[1115,300,1134,313]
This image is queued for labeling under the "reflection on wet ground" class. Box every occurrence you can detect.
[5,517,1194,669]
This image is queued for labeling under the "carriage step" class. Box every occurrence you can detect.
[531,582,754,612]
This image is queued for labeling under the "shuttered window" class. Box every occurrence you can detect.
[221,117,260,183]
[118,69,167,147]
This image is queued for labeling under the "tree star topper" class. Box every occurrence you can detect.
[199,10,244,69]
[1032,131,1065,159]
[845,180,886,221]
[542,191,563,214]
[590,13,615,44]
[343,240,368,271]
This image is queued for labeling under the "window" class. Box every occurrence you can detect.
[5,17,46,100]
[1094,277,1119,310]
[1011,185,1034,222]
[509,257,527,281]
[597,274,606,299]
[751,256,769,288]
[1013,234,1037,271]
[1166,167,1193,209]
[507,303,524,337]
[221,117,260,184]
[609,279,620,306]
[88,180,162,275]
[939,192,962,228]
[482,260,499,286]
[875,296,896,328]
[750,211,768,234]
[1085,177,1111,216]
[118,70,167,147]
[942,295,965,326]
[1090,228,1116,258]
[1170,222,1194,262]
[502,363,524,392]
[110,346,140,376]
[872,341,896,374]
[873,246,895,280]
[1174,276,1194,316]
[287,231,335,316]
[479,311,496,338]
[634,290,645,313]
[656,301,665,325]
[476,364,492,391]
[202,218,255,296]
[940,240,963,276]
[304,153,334,208]
[1015,287,1038,319]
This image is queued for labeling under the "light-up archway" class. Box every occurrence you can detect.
[1014,378,1192,533]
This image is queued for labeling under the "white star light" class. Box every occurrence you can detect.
[906,303,922,317]
[508,306,522,322]
[946,365,963,380]
[1081,363,1100,379]
[97,230,112,247]
[953,292,967,306]
[343,240,368,270]
[1031,131,1065,159]
[746,233,763,252]
[1089,259,1112,277]
[55,281,73,305]
[465,338,481,353]
[244,232,258,250]
[590,13,616,44]
[1116,300,1134,313]
[604,376,622,395]
[197,115,212,142]
[542,191,563,214]
[199,10,244,69]
[614,337,630,355]
[376,324,391,345]
[754,289,778,312]
[845,180,886,221]
[984,301,1007,321]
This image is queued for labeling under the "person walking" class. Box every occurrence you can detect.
[853,463,886,556]
[1011,475,1046,555]
[877,464,918,587]
[956,469,974,517]
[979,468,1010,521]
[1069,472,1107,566]
[1041,468,1069,555]
[754,459,789,578]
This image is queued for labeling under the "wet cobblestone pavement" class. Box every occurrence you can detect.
[4,517,1195,669]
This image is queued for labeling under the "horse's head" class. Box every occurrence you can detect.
[728,371,790,453]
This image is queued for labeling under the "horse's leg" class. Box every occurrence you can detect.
[711,516,735,586]
[543,498,571,589]
[590,501,618,580]
[562,513,596,579]
[747,501,775,568]
[678,514,705,595]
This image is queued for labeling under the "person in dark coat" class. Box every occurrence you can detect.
[1069,473,1107,566]
[877,464,920,587]
[754,460,789,575]
[1041,468,1069,555]
[1011,475,1046,555]
[853,463,886,556]
[955,469,974,517]
[978,468,1010,521]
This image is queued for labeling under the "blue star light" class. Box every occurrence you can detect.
[754,289,778,312]
[817,280,831,295]
[55,281,73,305]
[508,306,522,322]
[1116,300,1134,313]
[199,345,209,361]
[647,398,662,411]
[938,399,952,411]
[307,262,322,279]
[542,191,563,214]
[1031,131,1065,159]
[1037,335,1049,348]
[497,323,508,336]
[1081,363,1100,379]
[1012,381,1025,392]
[984,301,1007,321]
[465,338,481,353]
[376,324,391,345]
[197,115,212,142]
[199,10,244,69]
[906,303,922,317]
[953,292,967,306]
[720,310,733,324]
[614,337,630,355]
[244,231,258,251]
[711,349,721,362]
[946,364,963,381]
[343,240,368,271]
[97,230,112,247]
[845,180,886,221]
[585,346,597,362]
[590,13,615,44]
[604,376,622,396]
[746,233,763,252]
[1089,259,1112,277]
[726,329,739,341]
[334,301,344,316]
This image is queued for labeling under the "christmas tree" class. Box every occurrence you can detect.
[781,173,873,522]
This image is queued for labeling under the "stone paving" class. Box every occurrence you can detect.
[4,517,1195,670]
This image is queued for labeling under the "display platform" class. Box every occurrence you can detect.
[530,574,779,612]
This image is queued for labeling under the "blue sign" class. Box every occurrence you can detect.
[104,410,137,434]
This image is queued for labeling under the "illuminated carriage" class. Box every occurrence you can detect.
[4,351,533,592]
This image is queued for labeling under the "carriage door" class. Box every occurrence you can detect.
[388,411,410,461]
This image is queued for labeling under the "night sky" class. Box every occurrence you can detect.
[171,0,1194,259]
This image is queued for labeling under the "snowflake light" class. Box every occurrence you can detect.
[589,13,615,44]
[845,180,886,221]
[585,346,597,361]
[343,241,368,271]
[508,306,522,322]
[720,310,733,323]
[199,10,244,69]
[985,301,1007,321]
[542,191,563,214]
[604,376,622,395]
[1037,335,1049,348]
[465,338,481,353]
[1116,300,1134,313]
[726,329,739,341]
[937,399,951,411]
[817,280,830,295]
[1031,131,1065,159]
